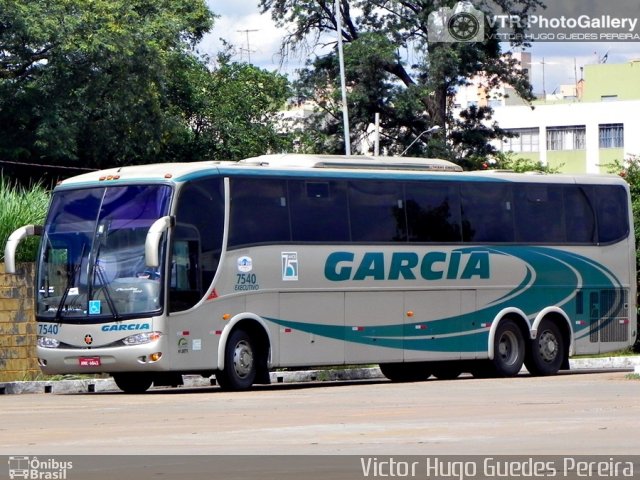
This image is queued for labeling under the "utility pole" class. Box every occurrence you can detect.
[335,0,351,156]
[237,29,259,63]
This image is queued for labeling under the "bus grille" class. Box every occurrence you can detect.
[589,289,629,343]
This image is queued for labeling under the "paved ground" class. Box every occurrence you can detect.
[1,368,639,456]
[2,361,639,479]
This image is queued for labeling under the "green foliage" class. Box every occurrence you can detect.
[0,0,294,172]
[606,155,640,353]
[478,151,561,173]
[0,0,215,169]
[0,177,49,262]
[606,155,640,269]
[262,0,542,162]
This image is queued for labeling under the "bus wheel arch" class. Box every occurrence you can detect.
[487,312,529,377]
[216,316,271,390]
[526,311,571,376]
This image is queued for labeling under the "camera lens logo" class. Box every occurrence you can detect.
[448,12,481,41]
[428,1,485,43]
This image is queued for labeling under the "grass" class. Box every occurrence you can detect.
[0,176,50,262]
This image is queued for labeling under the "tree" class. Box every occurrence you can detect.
[0,0,293,180]
[260,0,542,165]
[0,0,214,172]
[607,155,640,352]
[168,53,292,162]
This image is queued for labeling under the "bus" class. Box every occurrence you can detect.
[4,154,637,392]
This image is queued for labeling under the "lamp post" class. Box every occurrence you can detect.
[400,125,441,156]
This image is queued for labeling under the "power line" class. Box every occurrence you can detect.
[0,159,98,172]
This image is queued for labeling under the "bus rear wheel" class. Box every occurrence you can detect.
[379,362,431,382]
[216,329,256,391]
[113,373,153,394]
[525,319,564,376]
[491,319,525,377]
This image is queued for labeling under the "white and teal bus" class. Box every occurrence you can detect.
[4,154,637,392]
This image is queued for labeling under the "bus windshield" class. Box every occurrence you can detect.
[36,184,173,322]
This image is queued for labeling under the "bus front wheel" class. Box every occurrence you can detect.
[113,373,153,394]
[491,319,525,377]
[525,320,565,376]
[216,329,256,391]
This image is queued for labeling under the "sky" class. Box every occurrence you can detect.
[200,0,640,96]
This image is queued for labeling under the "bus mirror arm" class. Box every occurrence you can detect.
[4,225,43,274]
[145,216,175,268]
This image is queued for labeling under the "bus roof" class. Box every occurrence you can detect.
[56,154,626,188]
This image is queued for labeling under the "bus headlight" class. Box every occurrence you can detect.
[38,337,60,348]
[122,331,162,346]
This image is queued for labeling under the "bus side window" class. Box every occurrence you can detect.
[461,183,514,243]
[290,180,350,242]
[514,184,563,243]
[594,185,629,244]
[564,186,595,244]
[405,182,462,242]
[348,180,406,242]
[229,178,290,247]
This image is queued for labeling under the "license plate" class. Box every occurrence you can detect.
[79,357,101,367]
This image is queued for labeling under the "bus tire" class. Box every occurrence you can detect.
[491,319,525,377]
[525,319,564,376]
[379,362,431,382]
[216,329,256,391]
[113,373,153,394]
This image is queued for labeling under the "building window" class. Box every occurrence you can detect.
[547,126,586,151]
[502,128,540,153]
[599,124,624,149]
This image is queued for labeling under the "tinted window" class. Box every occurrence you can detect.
[290,180,350,242]
[564,186,595,243]
[405,182,462,242]
[593,185,629,243]
[514,184,564,243]
[229,178,290,247]
[171,178,225,312]
[349,181,406,242]
[461,183,514,242]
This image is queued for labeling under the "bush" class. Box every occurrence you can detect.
[0,177,50,263]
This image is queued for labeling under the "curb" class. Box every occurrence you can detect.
[1,356,638,395]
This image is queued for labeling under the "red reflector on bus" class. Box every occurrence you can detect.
[284,328,292,333]
[352,326,364,331]
[415,325,427,330]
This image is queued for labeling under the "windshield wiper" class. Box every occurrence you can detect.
[55,245,85,322]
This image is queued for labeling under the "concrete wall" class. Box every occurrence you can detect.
[0,263,38,381]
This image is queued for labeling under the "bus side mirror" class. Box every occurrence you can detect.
[145,216,175,268]
[4,225,43,274]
